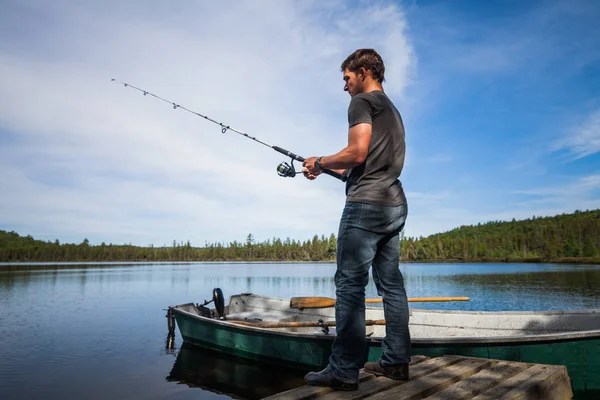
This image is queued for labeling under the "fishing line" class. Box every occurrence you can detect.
[111,79,346,182]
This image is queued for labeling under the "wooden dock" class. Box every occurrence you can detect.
[262,355,573,400]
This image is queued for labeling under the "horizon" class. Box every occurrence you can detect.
[1,1,599,247]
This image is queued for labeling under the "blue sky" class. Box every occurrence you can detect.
[1,0,599,246]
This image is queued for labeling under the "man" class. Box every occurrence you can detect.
[302,49,411,391]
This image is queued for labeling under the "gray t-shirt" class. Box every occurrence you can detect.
[345,90,407,207]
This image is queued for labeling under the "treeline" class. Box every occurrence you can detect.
[400,209,600,263]
[1,209,599,263]
[0,232,338,262]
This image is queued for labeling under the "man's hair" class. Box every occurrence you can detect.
[341,49,385,83]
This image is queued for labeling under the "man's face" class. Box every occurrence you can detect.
[343,68,364,97]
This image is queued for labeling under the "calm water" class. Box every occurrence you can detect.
[1,262,600,399]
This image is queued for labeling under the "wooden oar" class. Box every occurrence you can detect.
[231,319,386,329]
[290,296,470,309]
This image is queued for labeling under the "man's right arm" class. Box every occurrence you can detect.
[303,95,372,179]
[317,122,372,171]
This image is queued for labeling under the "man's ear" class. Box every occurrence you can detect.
[359,67,368,80]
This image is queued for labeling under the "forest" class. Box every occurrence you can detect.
[1,209,599,263]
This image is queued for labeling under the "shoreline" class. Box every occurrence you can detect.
[1,257,599,266]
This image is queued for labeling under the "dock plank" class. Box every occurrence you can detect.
[472,364,573,400]
[318,355,465,400]
[365,357,494,400]
[423,361,530,400]
[262,356,574,400]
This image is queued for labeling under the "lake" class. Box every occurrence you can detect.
[1,262,600,399]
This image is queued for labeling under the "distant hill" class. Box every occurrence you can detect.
[400,209,600,263]
[1,209,599,263]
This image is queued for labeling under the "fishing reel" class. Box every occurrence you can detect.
[277,159,297,178]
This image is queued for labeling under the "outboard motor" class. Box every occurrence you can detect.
[213,288,225,320]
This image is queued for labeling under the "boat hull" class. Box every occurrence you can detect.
[174,308,336,368]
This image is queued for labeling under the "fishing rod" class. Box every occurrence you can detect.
[111,79,346,182]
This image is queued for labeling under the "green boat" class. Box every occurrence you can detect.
[169,290,600,399]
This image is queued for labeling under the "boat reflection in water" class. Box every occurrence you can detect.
[166,342,309,399]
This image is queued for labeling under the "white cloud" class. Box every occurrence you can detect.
[553,110,600,159]
[0,0,416,245]
[514,173,600,205]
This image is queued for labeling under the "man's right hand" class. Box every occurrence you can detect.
[302,156,322,180]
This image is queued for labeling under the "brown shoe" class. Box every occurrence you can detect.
[364,360,409,380]
[304,368,358,391]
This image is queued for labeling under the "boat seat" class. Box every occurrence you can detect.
[227,311,375,336]
[226,311,299,323]
[315,327,374,336]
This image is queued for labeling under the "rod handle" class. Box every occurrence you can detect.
[321,169,347,182]
[272,146,347,182]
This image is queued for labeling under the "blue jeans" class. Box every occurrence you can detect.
[328,201,411,383]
